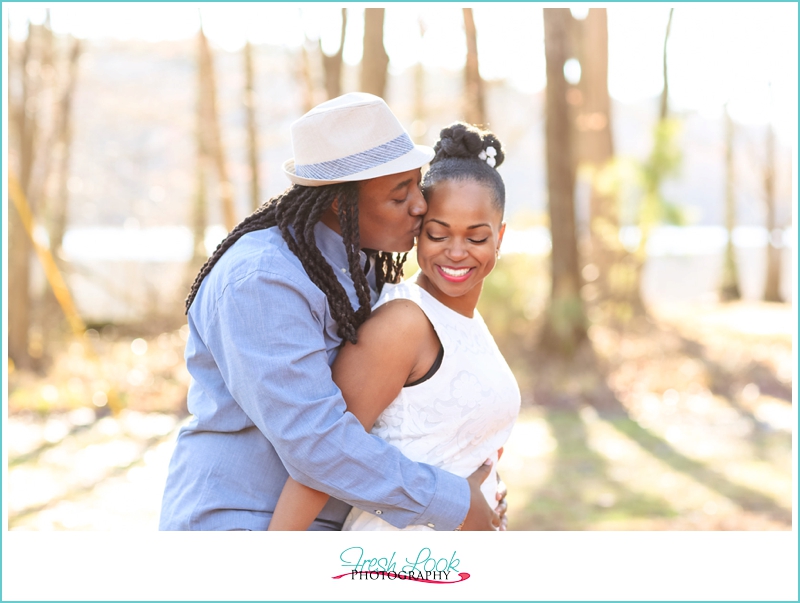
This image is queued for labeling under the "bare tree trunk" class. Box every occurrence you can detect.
[574,8,638,313]
[719,104,741,301]
[463,8,485,125]
[190,152,210,274]
[23,14,62,354]
[198,27,237,232]
[321,8,347,100]
[26,15,56,215]
[299,37,315,114]
[9,22,38,370]
[576,10,613,164]
[411,17,427,144]
[9,196,33,370]
[540,8,587,355]
[36,36,83,343]
[191,27,213,275]
[412,63,426,142]
[18,24,38,194]
[360,8,389,98]
[49,38,82,263]
[659,9,674,121]
[763,116,783,302]
[243,41,261,213]
[631,7,678,312]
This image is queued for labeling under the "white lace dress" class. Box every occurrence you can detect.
[342,278,521,531]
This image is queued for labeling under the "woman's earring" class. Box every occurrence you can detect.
[496,249,501,259]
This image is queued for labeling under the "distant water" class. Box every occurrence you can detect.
[61,224,230,263]
[62,224,793,262]
[500,225,794,257]
[56,224,793,323]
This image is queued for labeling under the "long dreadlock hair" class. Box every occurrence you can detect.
[185,183,407,344]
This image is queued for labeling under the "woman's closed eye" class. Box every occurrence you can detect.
[425,233,490,244]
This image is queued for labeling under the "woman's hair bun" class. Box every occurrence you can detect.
[431,122,505,169]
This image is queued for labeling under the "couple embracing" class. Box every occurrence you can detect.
[159,92,521,532]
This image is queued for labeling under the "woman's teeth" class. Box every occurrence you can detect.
[440,266,471,277]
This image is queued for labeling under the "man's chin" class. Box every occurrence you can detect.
[381,241,415,254]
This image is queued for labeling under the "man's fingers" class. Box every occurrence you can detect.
[498,513,508,531]
[495,477,508,501]
[495,480,509,531]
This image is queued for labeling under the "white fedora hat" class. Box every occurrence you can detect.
[283,92,434,187]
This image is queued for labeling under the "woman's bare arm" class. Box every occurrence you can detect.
[267,477,330,530]
[332,300,441,428]
[267,300,439,531]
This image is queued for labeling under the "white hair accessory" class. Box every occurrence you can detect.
[478,146,497,167]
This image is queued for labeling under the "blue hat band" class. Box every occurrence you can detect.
[295,133,415,180]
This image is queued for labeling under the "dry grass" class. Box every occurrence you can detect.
[6,301,794,531]
[503,301,793,531]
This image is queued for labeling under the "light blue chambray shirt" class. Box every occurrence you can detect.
[159,221,469,530]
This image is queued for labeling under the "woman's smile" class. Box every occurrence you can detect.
[436,265,475,282]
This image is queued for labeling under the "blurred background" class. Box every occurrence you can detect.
[5,4,795,531]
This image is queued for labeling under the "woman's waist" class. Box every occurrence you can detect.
[372,438,501,503]
[372,423,511,469]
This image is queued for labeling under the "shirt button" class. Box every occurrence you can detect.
[375,510,382,515]
[427,523,435,528]
[341,268,347,273]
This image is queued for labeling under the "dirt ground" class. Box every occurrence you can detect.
[6,301,793,531]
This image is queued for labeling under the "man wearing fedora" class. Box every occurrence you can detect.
[160,93,504,531]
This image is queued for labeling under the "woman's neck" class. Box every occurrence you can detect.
[413,272,481,318]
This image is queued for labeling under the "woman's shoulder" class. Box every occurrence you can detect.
[353,281,428,343]
[373,280,435,329]
[367,293,430,338]
[356,292,440,377]
[375,279,424,307]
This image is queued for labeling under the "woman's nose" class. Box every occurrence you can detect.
[446,241,469,261]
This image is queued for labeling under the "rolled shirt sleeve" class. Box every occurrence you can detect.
[201,266,469,530]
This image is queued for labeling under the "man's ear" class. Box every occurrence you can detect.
[330,197,340,215]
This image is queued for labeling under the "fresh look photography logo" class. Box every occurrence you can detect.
[332,546,470,584]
